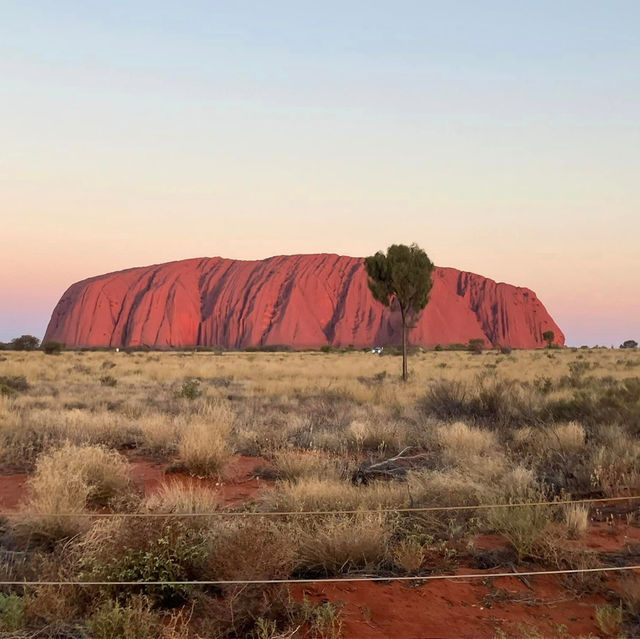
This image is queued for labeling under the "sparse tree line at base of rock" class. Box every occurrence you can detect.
[1,333,638,358]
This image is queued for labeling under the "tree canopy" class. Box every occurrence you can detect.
[365,243,434,380]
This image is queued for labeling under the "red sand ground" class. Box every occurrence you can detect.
[0,473,28,510]
[128,454,269,505]
[295,574,609,639]
[0,455,269,510]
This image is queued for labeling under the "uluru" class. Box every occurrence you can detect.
[44,254,564,349]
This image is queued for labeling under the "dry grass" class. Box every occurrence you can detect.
[564,503,589,539]
[263,477,409,513]
[437,421,497,460]
[0,347,639,636]
[270,449,346,482]
[176,402,234,477]
[143,479,219,515]
[482,467,553,559]
[392,537,426,574]
[296,514,390,576]
[12,443,132,543]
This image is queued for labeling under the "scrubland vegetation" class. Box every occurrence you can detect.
[0,347,640,637]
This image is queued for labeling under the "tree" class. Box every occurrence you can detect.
[542,330,555,349]
[10,335,40,351]
[365,243,434,381]
[621,340,638,349]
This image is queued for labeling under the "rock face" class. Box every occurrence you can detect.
[44,254,564,349]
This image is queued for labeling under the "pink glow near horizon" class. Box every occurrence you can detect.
[2,218,638,346]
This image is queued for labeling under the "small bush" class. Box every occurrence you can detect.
[392,538,426,574]
[421,379,468,419]
[0,593,25,632]
[191,518,296,637]
[80,518,211,607]
[296,514,390,576]
[595,603,623,637]
[424,376,542,429]
[298,598,344,639]
[563,503,589,539]
[483,467,552,559]
[177,378,201,400]
[100,374,118,387]
[87,597,159,639]
[42,341,65,355]
[617,573,640,616]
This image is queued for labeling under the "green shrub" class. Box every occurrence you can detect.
[298,598,344,639]
[80,519,210,607]
[87,597,159,639]
[42,341,65,355]
[0,593,25,632]
[483,468,552,560]
[595,602,623,637]
[177,377,201,400]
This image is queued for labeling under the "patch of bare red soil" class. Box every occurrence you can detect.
[472,533,510,551]
[295,572,609,639]
[129,455,270,506]
[0,455,270,512]
[0,474,28,510]
[582,521,640,551]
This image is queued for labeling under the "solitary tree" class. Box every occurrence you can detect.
[365,243,435,381]
[542,330,555,349]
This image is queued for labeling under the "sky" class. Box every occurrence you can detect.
[1,1,638,347]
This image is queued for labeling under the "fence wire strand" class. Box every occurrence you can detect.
[0,493,638,518]
[1,564,639,587]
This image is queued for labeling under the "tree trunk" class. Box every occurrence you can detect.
[401,307,408,382]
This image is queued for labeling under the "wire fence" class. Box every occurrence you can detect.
[2,494,638,586]
[0,493,638,518]
[1,565,640,587]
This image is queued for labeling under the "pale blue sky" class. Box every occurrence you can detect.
[1,1,639,345]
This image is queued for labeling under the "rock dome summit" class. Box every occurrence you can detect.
[44,254,564,349]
